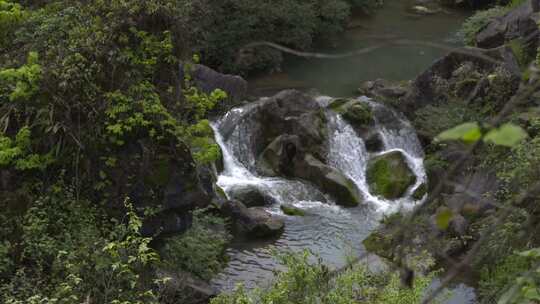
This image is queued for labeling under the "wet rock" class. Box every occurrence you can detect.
[227,185,276,207]
[257,134,301,176]
[223,90,328,169]
[294,154,364,207]
[363,230,395,260]
[221,201,284,238]
[328,98,374,127]
[280,204,306,216]
[104,140,212,237]
[412,183,428,200]
[475,3,540,51]
[359,79,409,103]
[367,151,417,199]
[364,132,385,153]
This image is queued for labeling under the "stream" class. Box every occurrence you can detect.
[210,2,476,303]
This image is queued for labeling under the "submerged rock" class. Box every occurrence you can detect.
[280,204,306,216]
[221,201,284,238]
[367,151,417,199]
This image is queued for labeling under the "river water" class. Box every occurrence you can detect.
[211,2,476,303]
[250,0,470,97]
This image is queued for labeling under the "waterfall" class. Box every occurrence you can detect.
[210,94,427,291]
[212,114,327,211]
[213,96,426,213]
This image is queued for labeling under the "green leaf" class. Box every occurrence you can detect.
[484,123,528,147]
[435,208,453,230]
[436,122,482,144]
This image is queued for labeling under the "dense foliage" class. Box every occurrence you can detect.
[211,250,441,304]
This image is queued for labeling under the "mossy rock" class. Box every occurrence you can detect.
[412,183,428,200]
[328,98,373,126]
[280,204,305,216]
[366,151,417,200]
[362,231,395,260]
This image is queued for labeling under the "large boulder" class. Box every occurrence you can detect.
[294,154,363,207]
[367,151,417,199]
[227,185,276,207]
[359,79,409,104]
[103,139,212,237]
[257,135,363,207]
[475,3,540,51]
[221,201,284,238]
[220,90,328,172]
[181,63,248,103]
[401,46,521,119]
[328,98,374,128]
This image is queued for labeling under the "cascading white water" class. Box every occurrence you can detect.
[322,96,427,212]
[212,109,328,211]
[211,95,427,290]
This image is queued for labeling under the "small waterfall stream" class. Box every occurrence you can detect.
[210,96,428,290]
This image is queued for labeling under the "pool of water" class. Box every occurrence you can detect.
[249,1,470,96]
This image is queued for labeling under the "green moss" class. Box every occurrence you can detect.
[328,99,373,126]
[280,204,306,216]
[460,6,509,46]
[362,231,394,260]
[366,152,416,199]
[509,39,533,69]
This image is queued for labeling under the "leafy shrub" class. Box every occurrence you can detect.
[211,250,440,304]
[195,0,353,74]
[0,184,162,304]
[160,210,231,281]
[478,253,531,302]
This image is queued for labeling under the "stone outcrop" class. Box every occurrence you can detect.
[366,151,417,199]
[221,201,284,238]
[475,3,540,51]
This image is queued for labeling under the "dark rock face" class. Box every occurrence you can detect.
[227,185,276,207]
[221,90,328,172]
[105,140,213,237]
[475,3,540,50]
[293,154,364,207]
[366,151,417,200]
[359,79,409,103]
[221,201,284,238]
[328,98,374,128]
[364,132,385,153]
[183,63,248,103]
[401,46,521,119]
